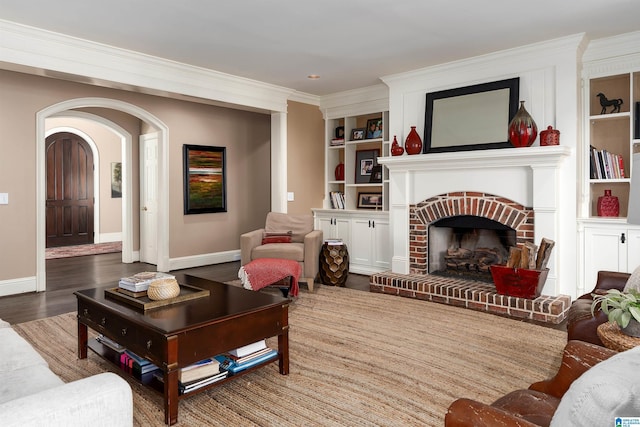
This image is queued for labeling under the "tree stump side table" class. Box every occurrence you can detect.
[319,242,349,287]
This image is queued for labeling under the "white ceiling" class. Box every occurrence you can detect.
[1,0,640,96]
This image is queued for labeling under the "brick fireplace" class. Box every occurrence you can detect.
[374,146,573,323]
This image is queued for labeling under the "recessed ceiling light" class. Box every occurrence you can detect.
[307,74,320,79]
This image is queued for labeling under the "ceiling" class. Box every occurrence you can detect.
[2,0,640,97]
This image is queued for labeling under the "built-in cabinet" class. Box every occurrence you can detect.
[313,209,390,275]
[581,221,640,289]
[323,110,389,211]
[580,63,640,284]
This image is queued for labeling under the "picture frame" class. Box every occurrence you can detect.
[335,126,345,139]
[355,149,380,184]
[110,162,122,198]
[183,144,227,214]
[351,128,365,141]
[358,192,383,209]
[365,118,383,139]
[369,165,383,183]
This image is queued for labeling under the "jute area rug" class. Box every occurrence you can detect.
[14,285,567,426]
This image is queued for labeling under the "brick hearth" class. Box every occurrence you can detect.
[370,271,570,324]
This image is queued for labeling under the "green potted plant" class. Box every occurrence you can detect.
[591,289,640,337]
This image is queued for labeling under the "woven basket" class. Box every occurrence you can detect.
[147,278,180,301]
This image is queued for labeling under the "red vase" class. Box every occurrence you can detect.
[508,101,538,147]
[390,135,404,156]
[334,162,344,181]
[597,189,619,217]
[405,126,422,155]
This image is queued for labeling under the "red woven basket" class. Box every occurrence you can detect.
[490,265,549,299]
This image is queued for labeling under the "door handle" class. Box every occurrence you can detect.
[621,233,626,243]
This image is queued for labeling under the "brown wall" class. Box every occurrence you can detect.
[286,101,325,214]
[0,69,275,280]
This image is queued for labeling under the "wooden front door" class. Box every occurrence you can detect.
[45,132,94,247]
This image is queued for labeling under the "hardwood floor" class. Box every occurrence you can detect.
[0,253,371,325]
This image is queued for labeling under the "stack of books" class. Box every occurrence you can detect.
[215,340,278,375]
[118,272,175,295]
[177,358,227,394]
[590,146,625,179]
[330,138,344,146]
[324,238,344,246]
[120,350,160,379]
[330,191,345,209]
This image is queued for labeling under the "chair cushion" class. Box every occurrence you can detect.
[0,328,49,373]
[550,345,640,427]
[0,364,64,404]
[623,265,640,292]
[265,212,312,243]
[252,242,304,262]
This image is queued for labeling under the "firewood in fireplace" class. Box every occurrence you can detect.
[506,247,521,268]
[535,238,555,270]
[522,242,538,269]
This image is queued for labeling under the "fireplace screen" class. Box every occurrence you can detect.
[428,215,516,282]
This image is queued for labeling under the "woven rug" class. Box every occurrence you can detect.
[45,242,122,259]
[13,286,567,426]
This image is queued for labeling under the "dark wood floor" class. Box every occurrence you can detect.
[0,253,371,325]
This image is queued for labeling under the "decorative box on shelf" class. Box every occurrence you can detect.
[489,265,549,299]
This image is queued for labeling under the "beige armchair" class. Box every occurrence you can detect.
[240,212,323,291]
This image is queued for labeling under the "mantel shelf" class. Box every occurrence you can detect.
[378,145,572,171]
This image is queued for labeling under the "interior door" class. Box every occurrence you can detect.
[45,132,94,247]
[140,133,159,265]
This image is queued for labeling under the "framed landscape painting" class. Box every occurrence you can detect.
[183,145,227,214]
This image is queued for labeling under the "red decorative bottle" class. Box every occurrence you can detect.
[597,189,619,217]
[404,126,422,155]
[390,135,404,156]
[334,162,344,181]
[508,101,538,147]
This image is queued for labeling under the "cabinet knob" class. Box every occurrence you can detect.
[101,317,106,326]
[147,340,152,350]
[121,328,127,336]
[621,233,626,243]
[372,220,375,228]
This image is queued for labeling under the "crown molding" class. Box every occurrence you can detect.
[583,31,640,63]
[0,19,294,112]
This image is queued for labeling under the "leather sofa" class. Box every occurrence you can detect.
[566,270,630,346]
[0,318,133,426]
[240,212,323,291]
[444,340,617,426]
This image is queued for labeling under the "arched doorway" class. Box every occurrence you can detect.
[45,132,95,247]
[36,97,170,292]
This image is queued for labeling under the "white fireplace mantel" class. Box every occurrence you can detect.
[378,145,572,296]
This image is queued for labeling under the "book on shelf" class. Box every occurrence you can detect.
[178,371,228,394]
[95,334,125,353]
[330,191,345,209]
[329,138,344,146]
[228,340,267,358]
[225,347,274,365]
[118,272,175,292]
[214,348,278,374]
[324,238,344,246]
[590,147,625,180]
[121,350,160,375]
[179,358,220,384]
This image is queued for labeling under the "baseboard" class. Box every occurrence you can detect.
[0,276,37,297]
[98,232,122,243]
[169,250,241,271]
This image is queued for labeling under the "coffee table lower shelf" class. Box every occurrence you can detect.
[87,339,280,398]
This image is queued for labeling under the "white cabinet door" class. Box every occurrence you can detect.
[628,229,640,271]
[335,217,351,249]
[584,226,626,283]
[316,216,336,239]
[372,218,391,270]
[350,218,373,267]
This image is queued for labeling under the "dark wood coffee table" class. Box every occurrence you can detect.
[75,274,290,425]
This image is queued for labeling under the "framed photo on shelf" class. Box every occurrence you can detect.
[358,192,383,209]
[355,149,380,184]
[183,144,227,214]
[351,128,365,141]
[365,118,383,139]
[369,165,383,183]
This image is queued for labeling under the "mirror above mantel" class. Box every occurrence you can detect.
[423,77,520,153]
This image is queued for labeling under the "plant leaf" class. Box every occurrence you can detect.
[630,306,640,323]
[620,311,631,328]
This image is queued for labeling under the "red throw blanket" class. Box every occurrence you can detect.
[238,258,301,297]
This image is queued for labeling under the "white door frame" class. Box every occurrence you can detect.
[36,97,170,292]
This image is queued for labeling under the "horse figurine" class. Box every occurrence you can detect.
[596,92,624,114]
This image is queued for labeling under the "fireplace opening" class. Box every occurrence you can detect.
[428,215,516,283]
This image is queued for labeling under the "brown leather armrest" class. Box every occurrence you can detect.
[529,340,617,398]
[445,398,538,427]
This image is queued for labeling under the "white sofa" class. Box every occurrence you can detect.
[0,318,133,427]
